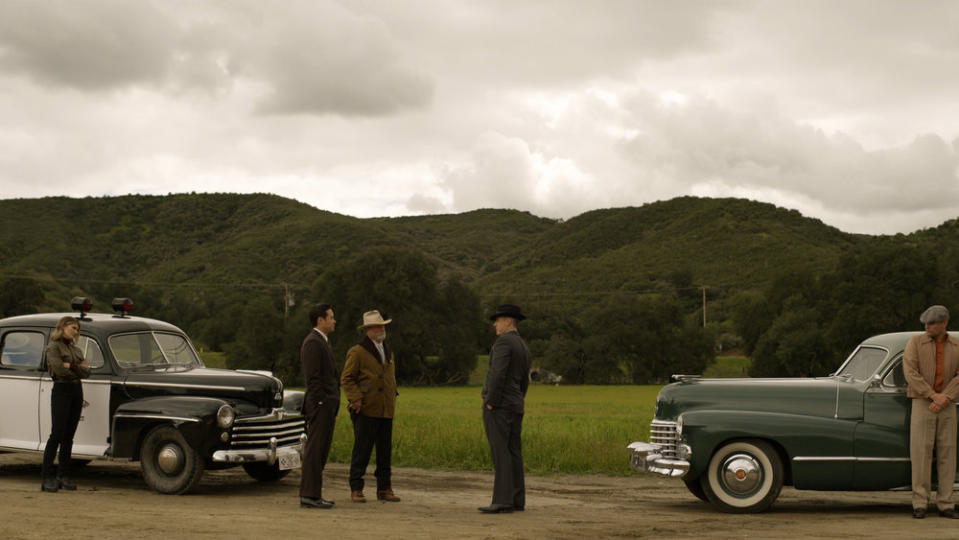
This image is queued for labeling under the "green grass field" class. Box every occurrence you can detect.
[322,385,661,476]
[216,354,748,475]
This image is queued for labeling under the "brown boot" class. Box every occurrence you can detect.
[377,489,400,502]
[351,490,367,503]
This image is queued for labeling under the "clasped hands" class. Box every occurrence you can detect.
[929,393,951,413]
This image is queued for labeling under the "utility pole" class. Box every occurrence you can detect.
[701,286,707,327]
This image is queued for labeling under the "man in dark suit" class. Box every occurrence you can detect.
[299,303,340,509]
[479,304,532,514]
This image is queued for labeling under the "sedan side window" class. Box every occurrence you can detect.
[76,335,106,370]
[0,331,45,370]
[881,358,907,389]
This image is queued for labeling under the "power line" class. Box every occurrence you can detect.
[0,273,310,290]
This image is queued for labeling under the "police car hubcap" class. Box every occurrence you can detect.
[157,444,184,474]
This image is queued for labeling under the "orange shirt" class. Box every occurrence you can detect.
[934,334,946,392]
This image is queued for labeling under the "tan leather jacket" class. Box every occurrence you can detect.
[341,337,397,418]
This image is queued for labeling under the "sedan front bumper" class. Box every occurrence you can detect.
[212,433,307,466]
[627,441,691,478]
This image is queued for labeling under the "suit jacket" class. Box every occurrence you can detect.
[904,332,959,400]
[341,337,397,418]
[300,329,340,414]
[481,330,531,413]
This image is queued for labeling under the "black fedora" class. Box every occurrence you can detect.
[489,304,526,322]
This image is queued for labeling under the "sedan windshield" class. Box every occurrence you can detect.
[109,332,201,369]
[834,345,888,381]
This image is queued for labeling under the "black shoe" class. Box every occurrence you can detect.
[913,507,926,519]
[478,504,513,514]
[58,477,77,491]
[41,477,59,493]
[300,497,334,509]
[513,506,525,511]
[939,508,959,519]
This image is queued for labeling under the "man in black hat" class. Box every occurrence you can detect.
[904,304,959,519]
[479,304,531,514]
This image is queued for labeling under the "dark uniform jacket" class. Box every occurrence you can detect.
[341,337,397,418]
[300,330,340,414]
[481,330,531,413]
[45,340,90,382]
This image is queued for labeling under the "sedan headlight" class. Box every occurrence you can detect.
[216,404,235,429]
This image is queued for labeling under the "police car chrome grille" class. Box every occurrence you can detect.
[230,416,305,448]
[649,420,680,459]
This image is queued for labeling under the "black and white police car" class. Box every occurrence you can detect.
[0,298,306,494]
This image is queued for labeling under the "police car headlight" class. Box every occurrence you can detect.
[216,404,235,428]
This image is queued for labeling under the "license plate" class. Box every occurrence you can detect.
[278,449,302,470]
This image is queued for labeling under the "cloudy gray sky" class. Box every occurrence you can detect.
[2,0,958,234]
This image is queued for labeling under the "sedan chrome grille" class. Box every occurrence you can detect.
[230,416,305,448]
[649,420,680,459]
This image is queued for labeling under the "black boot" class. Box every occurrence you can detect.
[41,475,59,492]
[57,477,77,491]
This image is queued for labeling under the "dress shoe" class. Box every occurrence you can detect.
[377,489,401,502]
[478,504,513,514]
[912,507,926,519]
[351,490,367,503]
[41,477,59,493]
[58,477,77,491]
[939,508,959,519]
[300,496,334,509]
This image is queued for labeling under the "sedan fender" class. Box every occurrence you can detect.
[681,409,858,489]
[111,396,231,459]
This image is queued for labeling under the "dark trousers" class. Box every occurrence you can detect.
[348,411,393,491]
[42,382,83,479]
[482,408,525,508]
[299,402,338,498]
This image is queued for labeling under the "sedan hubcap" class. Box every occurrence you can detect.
[721,453,761,495]
[157,443,184,475]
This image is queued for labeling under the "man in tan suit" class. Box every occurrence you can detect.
[904,305,959,519]
[341,310,400,504]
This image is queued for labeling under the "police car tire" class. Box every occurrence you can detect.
[139,425,205,495]
[242,462,291,482]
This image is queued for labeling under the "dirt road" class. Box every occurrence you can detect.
[0,453,953,539]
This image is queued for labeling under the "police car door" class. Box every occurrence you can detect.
[0,328,46,450]
[38,335,111,457]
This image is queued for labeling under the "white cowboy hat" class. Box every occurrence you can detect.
[357,310,393,330]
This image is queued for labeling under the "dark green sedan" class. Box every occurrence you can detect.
[628,332,923,513]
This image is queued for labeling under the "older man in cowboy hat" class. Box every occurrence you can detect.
[479,304,531,514]
[904,304,959,519]
[341,310,401,503]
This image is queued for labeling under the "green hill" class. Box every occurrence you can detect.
[1,193,954,350]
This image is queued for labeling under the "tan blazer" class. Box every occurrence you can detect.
[341,337,397,418]
[904,332,959,400]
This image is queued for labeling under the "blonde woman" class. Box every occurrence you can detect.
[41,316,90,492]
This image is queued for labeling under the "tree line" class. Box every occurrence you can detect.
[3,236,958,386]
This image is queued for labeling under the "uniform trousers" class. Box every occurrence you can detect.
[300,401,338,498]
[42,382,83,479]
[348,411,393,491]
[482,407,525,508]
[910,398,957,511]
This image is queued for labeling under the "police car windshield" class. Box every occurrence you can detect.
[109,332,201,369]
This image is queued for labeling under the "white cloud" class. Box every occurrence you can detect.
[2,1,959,235]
